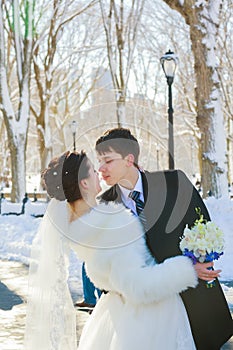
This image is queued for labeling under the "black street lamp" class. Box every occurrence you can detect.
[70,120,77,151]
[160,50,178,170]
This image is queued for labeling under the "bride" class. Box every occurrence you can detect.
[24,150,198,350]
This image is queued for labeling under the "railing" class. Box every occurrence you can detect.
[0,189,232,217]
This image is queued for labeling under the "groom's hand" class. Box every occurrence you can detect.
[194,261,221,281]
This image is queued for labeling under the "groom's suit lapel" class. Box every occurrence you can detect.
[142,170,167,230]
[142,170,190,262]
[143,170,195,235]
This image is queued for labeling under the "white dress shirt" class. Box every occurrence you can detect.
[118,171,144,216]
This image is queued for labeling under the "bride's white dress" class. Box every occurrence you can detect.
[25,199,198,350]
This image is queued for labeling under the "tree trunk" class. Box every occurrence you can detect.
[190,2,228,198]
[9,134,27,202]
[116,94,126,127]
[37,104,53,171]
[0,1,32,202]
[162,0,228,198]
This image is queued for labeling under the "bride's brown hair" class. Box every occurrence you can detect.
[42,150,90,202]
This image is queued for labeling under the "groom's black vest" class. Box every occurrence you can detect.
[101,169,233,350]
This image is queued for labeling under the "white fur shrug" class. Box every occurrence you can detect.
[66,201,198,305]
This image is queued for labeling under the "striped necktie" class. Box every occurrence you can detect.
[129,190,147,231]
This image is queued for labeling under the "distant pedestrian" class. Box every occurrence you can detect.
[75,262,102,309]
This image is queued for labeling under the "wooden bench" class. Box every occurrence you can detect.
[0,192,49,216]
[1,192,48,201]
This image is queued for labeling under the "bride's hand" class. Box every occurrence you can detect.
[194,261,221,281]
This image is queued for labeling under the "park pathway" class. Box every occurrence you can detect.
[0,259,233,349]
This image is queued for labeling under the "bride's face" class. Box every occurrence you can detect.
[86,162,102,197]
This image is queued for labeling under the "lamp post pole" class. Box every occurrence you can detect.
[168,80,174,169]
[160,50,178,170]
[70,120,77,151]
[73,131,76,151]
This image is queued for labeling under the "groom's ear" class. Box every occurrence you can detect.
[126,154,135,166]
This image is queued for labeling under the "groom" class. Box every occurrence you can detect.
[95,127,233,350]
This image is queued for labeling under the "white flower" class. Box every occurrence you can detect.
[179,211,224,263]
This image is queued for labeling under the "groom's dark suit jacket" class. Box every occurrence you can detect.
[101,169,233,350]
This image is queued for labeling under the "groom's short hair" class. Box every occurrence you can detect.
[95,128,140,165]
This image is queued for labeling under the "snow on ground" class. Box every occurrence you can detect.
[206,197,233,281]
[0,210,83,298]
[204,197,233,310]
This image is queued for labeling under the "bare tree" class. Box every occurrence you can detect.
[217,0,233,187]
[161,0,228,198]
[31,0,99,170]
[0,0,33,201]
[99,0,145,126]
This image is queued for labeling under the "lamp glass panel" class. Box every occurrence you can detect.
[163,59,176,78]
[70,121,77,133]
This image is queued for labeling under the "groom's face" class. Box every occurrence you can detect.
[97,149,131,186]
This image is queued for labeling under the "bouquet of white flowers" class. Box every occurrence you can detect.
[179,208,225,287]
